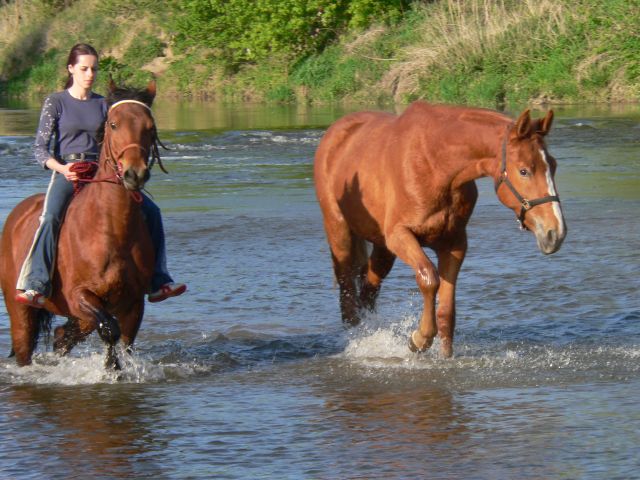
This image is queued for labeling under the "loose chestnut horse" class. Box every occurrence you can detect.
[0,81,164,368]
[314,102,566,357]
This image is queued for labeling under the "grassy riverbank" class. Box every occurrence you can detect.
[1,0,638,108]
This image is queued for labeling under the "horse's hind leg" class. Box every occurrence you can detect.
[53,317,87,356]
[359,244,396,312]
[323,217,362,325]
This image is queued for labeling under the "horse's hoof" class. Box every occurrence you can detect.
[342,316,360,328]
[440,338,453,358]
[408,330,431,353]
[105,359,122,371]
[105,347,121,371]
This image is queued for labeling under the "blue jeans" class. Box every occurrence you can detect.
[17,170,173,295]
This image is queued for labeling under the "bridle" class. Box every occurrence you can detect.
[104,99,168,177]
[494,126,560,230]
[72,99,168,202]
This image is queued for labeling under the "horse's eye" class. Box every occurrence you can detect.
[110,122,117,130]
[519,168,530,177]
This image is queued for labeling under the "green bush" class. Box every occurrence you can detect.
[265,85,296,103]
[170,0,410,67]
[123,33,165,68]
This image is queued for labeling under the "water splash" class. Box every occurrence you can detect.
[0,347,211,386]
[338,312,640,388]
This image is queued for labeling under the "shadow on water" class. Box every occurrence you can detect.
[2,384,167,478]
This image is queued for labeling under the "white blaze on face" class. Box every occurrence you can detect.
[539,148,565,237]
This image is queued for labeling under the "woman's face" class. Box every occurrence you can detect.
[68,54,98,90]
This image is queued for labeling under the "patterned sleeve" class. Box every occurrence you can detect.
[33,95,59,169]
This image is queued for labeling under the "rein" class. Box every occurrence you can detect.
[494,126,560,230]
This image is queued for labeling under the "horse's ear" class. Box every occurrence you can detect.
[536,109,554,136]
[514,109,532,139]
[146,79,157,101]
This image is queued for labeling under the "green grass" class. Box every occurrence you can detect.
[1,0,639,107]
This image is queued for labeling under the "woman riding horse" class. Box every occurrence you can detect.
[15,43,185,307]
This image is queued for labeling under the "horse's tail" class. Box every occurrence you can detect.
[34,309,54,351]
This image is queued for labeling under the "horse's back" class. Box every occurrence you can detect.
[0,194,44,294]
[315,110,395,177]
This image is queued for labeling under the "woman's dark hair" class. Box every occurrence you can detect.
[64,43,99,89]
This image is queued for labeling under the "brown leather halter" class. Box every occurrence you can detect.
[495,127,560,230]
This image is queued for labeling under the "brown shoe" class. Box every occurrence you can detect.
[148,283,187,303]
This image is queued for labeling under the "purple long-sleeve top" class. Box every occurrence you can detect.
[33,90,107,168]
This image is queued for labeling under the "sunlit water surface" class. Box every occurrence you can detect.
[0,101,639,479]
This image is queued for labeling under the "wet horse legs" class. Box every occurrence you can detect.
[117,303,145,353]
[359,244,396,311]
[435,243,467,358]
[331,250,360,325]
[7,301,44,366]
[56,289,122,368]
[324,215,363,325]
[385,226,441,353]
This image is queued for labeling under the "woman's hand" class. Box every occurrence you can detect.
[45,158,78,181]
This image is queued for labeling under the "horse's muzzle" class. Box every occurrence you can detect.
[535,226,566,255]
[123,167,150,191]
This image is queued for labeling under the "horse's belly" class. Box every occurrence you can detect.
[341,202,385,244]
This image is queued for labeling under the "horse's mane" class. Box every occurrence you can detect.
[106,85,155,108]
[96,84,155,145]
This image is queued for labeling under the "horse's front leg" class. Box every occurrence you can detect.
[386,226,440,353]
[68,289,121,369]
[118,300,145,353]
[436,240,467,358]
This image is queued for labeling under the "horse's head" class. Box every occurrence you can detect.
[103,80,159,191]
[495,109,566,254]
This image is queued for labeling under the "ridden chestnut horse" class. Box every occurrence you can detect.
[0,81,165,368]
[314,102,566,357]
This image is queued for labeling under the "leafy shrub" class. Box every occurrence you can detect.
[123,33,165,68]
[170,0,410,67]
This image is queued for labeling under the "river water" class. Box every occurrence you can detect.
[0,99,638,479]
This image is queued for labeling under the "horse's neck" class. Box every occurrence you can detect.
[94,154,117,182]
[437,118,510,189]
[79,181,141,243]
